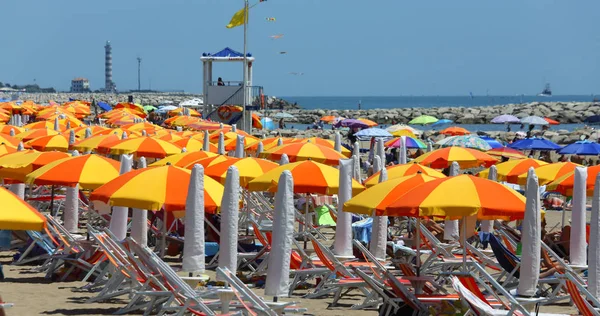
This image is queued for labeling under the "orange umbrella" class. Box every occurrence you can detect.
[440,126,471,136]
[209,130,254,142]
[320,115,337,122]
[23,121,66,131]
[516,162,581,185]
[172,137,218,153]
[413,147,497,169]
[114,102,145,114]
[102,137,182,158]
[0,150,71,181]
[149,151,218,168]
[107,113,143,126]
[0,125,23,135]
[548,165,600,196]
[183,155,234,170]
[478,158,547,183]
[486,147,527,160]
[0,143,17,156]
[25,134,69,152]
[16,129,61,142]
[363,164,446,188]
[101,108,147,119]
[0,134,22,147]
[174,130,199,138]
[189,123,230,132]
[260,142,348,166]
[152,133,184,142]
[292,137,352,157]
[71,134,122,153]
[205,157,279,187]
[69,125,110,138]
[357,118,378,127]
[168,107,201,117]
[544,118,560,125]
[222,136,259,151]
[245,137,294,152]
[163,116,201,127]
[121,121,163,133]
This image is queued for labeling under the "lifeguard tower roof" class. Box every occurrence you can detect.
[201,47,255,62]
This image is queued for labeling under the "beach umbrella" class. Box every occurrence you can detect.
[356,118,378,127]
[0,150,71,181]
[71,134,122,153]
[509,138,562,151]
[387,128,419,138]
[187,121,226,131]
[0,187,46,231]
[440,126,470,136]
[517,168,541,297]
[260,117,275,130]
[516,162,581,185]
[143,105,157,112]
[218,166,240,279]
[248,160,364,195]
[156,105,178,113]
[589,173,600,298]
[107,113,144,126]
[172,138,218,153]
[163,116,201,127]
[104,137,182,158]
[0,143,17,156]
[335,118,369,129]
[431,119,453,126]
[25,134,70,152]
[149,151,217,168]
[363,163,446,188]
[384,136,426,149]
[182,165,206,273]
[437,135,491,151]
[547,165,600,196]
[122,121,163,133]
[152,133,184,142]
[558,140,600,155]
[245,137,293,152]
[272,112,294,119]
[259,142,349,166]
[0,134,23,147]
[292,137,352,157]
[15,128,60,142]
[24,154,121,190]
[169,107,201,117]
[70,126,109,138]
[221,135,257,152]
[486,147,527,160]
[520,115,548,126]
[478,158,548,184]
[205,157,278,187]
[345,174,439,215]
[479,136,503,149]
[354,128,392,140]
[90,165,223,212]
[320,115,344,123]
[413,147,497,169]
[209,130,254,142]
[570,167,588,267]
[114,102,145,114]
[491,114,520,124]
[23,121,67,131]
[0,125,23,135]
[183,155,234,170]
[408,115,438,125]
[386,124,421,134]
[544,117,559,125]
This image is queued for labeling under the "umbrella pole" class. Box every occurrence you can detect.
[303,193,309,249]
[160,209,167,258]
[50,185,55,216]
[462,217,467,272]
[244,190,249,236]
[416,218,421,276]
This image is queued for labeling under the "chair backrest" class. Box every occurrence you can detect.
[381,268,427,312]
[309,235,353,278]
[560,272,600,316]
[250,220,271,248]
[489,235,520,278]
[26,230,56,255]
[452,277,497,316]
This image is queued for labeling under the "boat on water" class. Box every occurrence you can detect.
[538,83,552,97]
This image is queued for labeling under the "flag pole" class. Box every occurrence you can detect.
[241,0,249,131]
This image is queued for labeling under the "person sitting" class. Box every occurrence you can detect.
[217,77,225,86]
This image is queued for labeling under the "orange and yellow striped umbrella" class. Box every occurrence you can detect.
[205,157,279,187]
[0,125,23,135]
[101,108,145,119]
[209,131,255,142]
[222,136,259,151]
[25,134,69,152]
[107,113,143,126]
[245,137,294,152]
[516,162,581,185]
[413,147,497,169]
[0,187,46,231]
[345,174,439,215]
[478,158,547,184]
[248,160,365,195]
[175,130,199,138]
[384,175,526,219]
[0,134,22,147]
[292,137,352,157]
[149,151,218,168]
[260,142,350,166]
[70,125,110,138]
[0,112,10,123]
[15,128,61,142]
[25,154,120,190]
[0,143,17,156]
[71,134,122,153]
[121,121,163,133]
[363,164,446,188]
[103,137,182,158]
[486,147,527,160]
[547,165,600,196]
[172,137,218,153]
[0,150,71,181]
[183,155,234,170]
[90,165,223,212]
[152,133,183,142]
[94,128,142,138]
[23,121,66,131]
[114,102,145,115]
[163,116,201,127]
[189,122,228,131]
[357,118,378,127]
[0,102,22,113]
[168,107,201,117]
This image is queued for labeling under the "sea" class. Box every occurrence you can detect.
[278,95,598,132]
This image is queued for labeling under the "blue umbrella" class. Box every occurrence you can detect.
[260,117,275,130]
[355,128,393,140]
[509,138,562,151]
[431,119,453,126]
[558,140,600,155]
[97,101,111,111]
[479,136,503,149]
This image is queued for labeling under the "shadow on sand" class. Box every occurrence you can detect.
[41,307,121,315]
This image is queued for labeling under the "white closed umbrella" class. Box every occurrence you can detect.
[376,138,385,163]
[398,136,407,164]
[69,129,76,145]
[589,173,600,297]
[353,141,360,158]
[108,154,133,240]
[279,153,289,165]
[369,155,388,260]
[334,132,342,152]
[63,150,80,233]
[131,157,148,246]
[202,130,210,152]
[570,167,588,267]
[444,161,460,241]
[481,165,498,233]
[265,170,295,297]
[218,132,225,155]
[182,164,206,273]
[234,135,245,158]
[277,138,283,147]
[84,127,92,139]
[352,153,361,181]
[218,166,240,280]
[121,131,128,139]
[333,158,354,258]
[53,117,60,132]
[9,128,15,137]
[231,124,237,132]
[517,167,541,297]
[256,142,264,158]
[17,142,24,151]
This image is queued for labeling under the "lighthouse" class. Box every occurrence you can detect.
[104,41,116,92]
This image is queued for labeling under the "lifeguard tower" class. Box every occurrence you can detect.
[201,47,260,131]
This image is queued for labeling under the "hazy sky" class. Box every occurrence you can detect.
[2,0,599,96]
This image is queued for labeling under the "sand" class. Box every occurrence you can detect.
[0,210,586,315]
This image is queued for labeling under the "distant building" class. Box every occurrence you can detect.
[70,78,90,92]
[104,41,116,92]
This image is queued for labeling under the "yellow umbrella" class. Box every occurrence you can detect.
[149,151,218,168]
[515,162,581,185]
[71,134,122,153]
[259,142,348,166]
[0,150,71,181]
[478,159,548,184]
[292,137,352,157]
[25,134,70,152]
[205,157,279,187]
[104,137,183,158]
[363,164,446,188]
[413,147,498,169]
[0,187,46,230]
[15,128,60,142]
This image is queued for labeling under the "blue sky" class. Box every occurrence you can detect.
[1,0,599,96]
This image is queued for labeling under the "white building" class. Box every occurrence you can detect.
[70,78,90,92]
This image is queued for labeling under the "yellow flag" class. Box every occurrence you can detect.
[226,7,247,29]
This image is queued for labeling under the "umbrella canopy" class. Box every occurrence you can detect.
[260,117,275,130]
[0,150,71,181]
[516,162,581,185]
[23,121,66,131]
[479,136,503,149]
[183,155,234,169]
[558,140,600,156]
[25,154,121,190]
[71,134,122,153]
[363,163,446,188]
[491,114,520,124]
[356,118,378,127]
[149,151,218,168]
[245,137,294,152]
[345,174,439,215]
[0,187,46,231]
[172,138,218,153]
[431,119,453,126]
[408,115,438,125]
[0,143,17,156]
[16,129,61,142]
[114,102,146,114]
[486,147,527,160]
[355,128,392,140]
[585,115,600,124]
[168,107,201,117]
[222,136,258,151]
[384,136,426,149]
[413,147,497,169]
[205,157,279,187]
[548,165,600,196]
[25,134,69,152]
[121,121,163,133]
[152,133,184,142]
[259,142,348,166]
[440,126,470,136]
[544,117,560,125]
[478,158,548,183]
[292,137,352,157]
[383,175,526,219]
[90,165,223,212]
[320,115,344,123]
[209,131,254,142]
[509,138,562,151]
[143,105,157,112]
[0,125,23,135]
[335,118,369,129]
[103,137,182,158]
[272,112,294,119]
[386,124,421,136]
[157,105,178,113]
[520,116,549,126]
[0,134,23,147]
[248,160,364,195]
[436,135,492,151]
